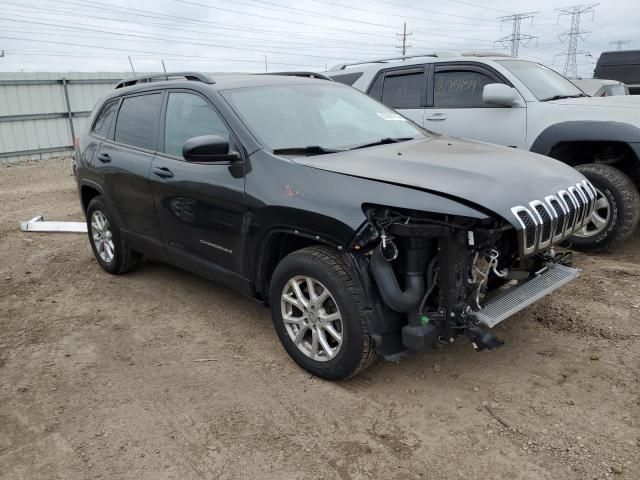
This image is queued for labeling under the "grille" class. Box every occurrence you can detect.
[512,181,593,255]
[561,192,577,230]
[534,204,552,243]
[516,210,536,249]
[548,198,565,238]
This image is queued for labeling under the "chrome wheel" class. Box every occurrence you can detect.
[574,188,611,238]
[280,275,343,362]
[91,210,115,263]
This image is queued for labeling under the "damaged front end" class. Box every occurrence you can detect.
[353,205,582,359]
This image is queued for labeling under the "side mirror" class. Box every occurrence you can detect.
[482,83,521,107]
[182,135,240,162]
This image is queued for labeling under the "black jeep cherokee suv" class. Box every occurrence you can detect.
[76,72,594,380]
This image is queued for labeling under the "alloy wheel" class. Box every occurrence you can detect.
[91,210,115,263]
[280,275,344,362]
[574,187,611,238]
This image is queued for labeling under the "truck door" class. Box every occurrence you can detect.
[425,63,527,148]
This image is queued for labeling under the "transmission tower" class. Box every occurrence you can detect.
[609,40,632,51]
[555,4,598,79]
[396,23,412,57]
[495,12,539,58]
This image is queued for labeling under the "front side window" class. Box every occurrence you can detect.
[92,99,119,138]
[163,92,229,158]
[381,71,423,108]
[221,83,426,151]
[434,70,495,108]
[497,60,584,101]
[114,93,162,150]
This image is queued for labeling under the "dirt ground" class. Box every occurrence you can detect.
[0,158,638,480]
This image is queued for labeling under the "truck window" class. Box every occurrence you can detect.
[434,70,494,108]
[381,71,423,108]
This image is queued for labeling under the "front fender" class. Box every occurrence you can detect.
[530,121,640,156]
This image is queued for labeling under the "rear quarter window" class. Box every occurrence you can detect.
[329,72,363,86]
[91,99,119,138]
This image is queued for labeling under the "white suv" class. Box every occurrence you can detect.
[328,53,640,251]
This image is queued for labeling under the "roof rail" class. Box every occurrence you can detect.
[258,71,333,81]
[461,51,512,58]
[115,72,214,89]
[328,52,446,71]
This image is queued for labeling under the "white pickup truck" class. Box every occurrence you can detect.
[329,53,640,251]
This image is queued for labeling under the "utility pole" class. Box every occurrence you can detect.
[495,12,539,58]
[264,55,268,73]
[555,4,598,79]
[609,40,631,51]
[396,22,412,57]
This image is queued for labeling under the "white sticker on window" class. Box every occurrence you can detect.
[376,112,406,121]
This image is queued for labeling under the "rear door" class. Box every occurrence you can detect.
[426,63,527,148]
[94,91,165,258]
[150,89,249,292]
[368,66,428,126]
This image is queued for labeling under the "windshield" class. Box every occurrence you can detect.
[497,60,585,101]
[220,83,426,151]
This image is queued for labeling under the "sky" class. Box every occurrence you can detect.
[0,0,637,78]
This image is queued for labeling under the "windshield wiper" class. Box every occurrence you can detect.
[272,145,345,156]
[541,93,588,101]
[349,137,415,150]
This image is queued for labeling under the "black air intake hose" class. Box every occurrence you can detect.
[370,244,425,313]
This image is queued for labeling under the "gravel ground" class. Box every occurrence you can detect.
[1,159,639,480]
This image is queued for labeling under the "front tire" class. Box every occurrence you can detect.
[269,246,376,380]
[570,164,640,252]
[86,196,141,274]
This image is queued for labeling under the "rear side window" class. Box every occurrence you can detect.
[381,71,423,108]
[114,93,162,150]
[92,99,118,138]
[434,70,494,108]
[163,92,230,158]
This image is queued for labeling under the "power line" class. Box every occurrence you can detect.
[609,40,632,51]
[495,12,539,58]
[555,4,598,79]
[396,22,412,56]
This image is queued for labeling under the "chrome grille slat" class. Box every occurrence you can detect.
[512,181,594,256]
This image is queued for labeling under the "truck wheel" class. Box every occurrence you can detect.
[269,246,376,380]
[570,164,640,252]
[86,196,141,274]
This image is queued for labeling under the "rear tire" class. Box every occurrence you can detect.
[269,246,376,380]
[570,164,640,252]
[86,196,141,274]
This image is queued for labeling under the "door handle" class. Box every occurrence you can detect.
[426,113,447,121]
[153,166,174,179]
[97,153,111,163]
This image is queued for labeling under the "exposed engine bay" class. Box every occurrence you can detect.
[354,206,579,357]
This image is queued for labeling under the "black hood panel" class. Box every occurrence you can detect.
[293,137,586,224]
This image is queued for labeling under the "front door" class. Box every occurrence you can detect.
[150,90,249,291]
[425,64,527,148]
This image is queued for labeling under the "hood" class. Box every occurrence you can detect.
[549,95,640,109]
[291,136,586,225]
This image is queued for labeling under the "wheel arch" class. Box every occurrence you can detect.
[254,229,342,302]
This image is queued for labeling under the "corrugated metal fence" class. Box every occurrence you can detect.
[0,72,143,164]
